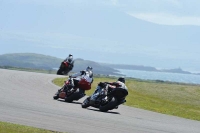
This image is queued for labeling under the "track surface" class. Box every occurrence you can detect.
[0,69,200,133]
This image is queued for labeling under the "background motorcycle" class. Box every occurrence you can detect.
[81,85,126,112]
[53,77,91,103]
[57,61,71,75]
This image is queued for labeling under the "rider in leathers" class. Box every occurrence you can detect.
[64,54,74,71]
[69,66,93,92]
[95,77,128,107]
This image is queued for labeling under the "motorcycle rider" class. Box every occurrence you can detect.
[68,66,94,96]
[64,54,74,71]
[96,77,128,107]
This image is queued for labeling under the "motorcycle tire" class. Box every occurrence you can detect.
[64,89,82,103]
[63,70,69,75]
[53,92,59,100]
[82,97,90,108]
[57,68,63,75]
[99,97,118,112]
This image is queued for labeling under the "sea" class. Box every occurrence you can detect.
[116,69,200,85]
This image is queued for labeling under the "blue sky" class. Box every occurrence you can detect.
[0,0,200,72]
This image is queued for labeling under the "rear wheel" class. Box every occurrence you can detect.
[63,70,70,75]
[99,97,118,112]
[64,89,83,103]
[57,68,63,75]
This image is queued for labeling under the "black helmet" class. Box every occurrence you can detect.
[118,77,125,83]
[86,66,92,71]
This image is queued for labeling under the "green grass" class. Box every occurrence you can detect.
[53,76,200,121]
[0,121,62,133]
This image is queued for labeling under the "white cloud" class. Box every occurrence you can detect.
[127,12,200,26]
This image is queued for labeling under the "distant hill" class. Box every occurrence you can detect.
[101,63,157,71]
[0,53,121,76]
[160,68,191,74]
[0,53,62,69]
[102,63,200,75]
[0,53,199,75]
[72,58,119,75]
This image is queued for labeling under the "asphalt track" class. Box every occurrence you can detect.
[0,69,200,133]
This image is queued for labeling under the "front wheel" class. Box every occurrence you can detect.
[53,92,59,100]
[53,95,59,100]
[82,97,90,108]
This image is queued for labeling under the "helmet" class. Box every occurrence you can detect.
[68,56,73,63]
[118,77,125,83]
[69,54,73,57]
[86,66,92,71]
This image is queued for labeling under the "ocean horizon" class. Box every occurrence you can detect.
[116,69,200,85]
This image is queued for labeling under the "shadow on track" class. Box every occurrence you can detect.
[71,101,82,104]
[54,99,119,114]
[56,99,82,104]
[86,108,120,115]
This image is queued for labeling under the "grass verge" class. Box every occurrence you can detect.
[0,121,61,133]
[53,76,200,121]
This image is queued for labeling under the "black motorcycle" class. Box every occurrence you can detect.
[81,85,126,112]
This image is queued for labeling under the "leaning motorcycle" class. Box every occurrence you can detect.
[53,77,91,103]
[57,61,71,75]
[81,85,126,112]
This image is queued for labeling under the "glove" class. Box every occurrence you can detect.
[98,82,106,88]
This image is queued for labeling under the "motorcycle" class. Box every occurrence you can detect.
[53,77,91,103]
[57,61,71,75]
[81,85,126,112]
